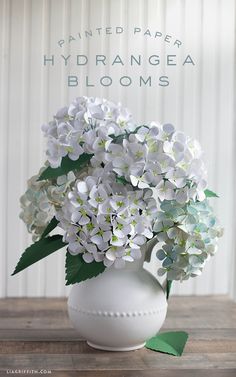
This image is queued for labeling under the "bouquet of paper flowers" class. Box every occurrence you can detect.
[13,96,223,287]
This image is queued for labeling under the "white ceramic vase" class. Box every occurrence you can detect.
[67,241,167,351]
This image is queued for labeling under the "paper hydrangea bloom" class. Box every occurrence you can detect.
[18,96,223,283]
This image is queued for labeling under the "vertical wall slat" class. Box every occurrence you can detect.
[20,0,31,296]
[6,0,26,296]
[44,0,64,297]
[231,0,236,301]
[37,0,50,297]
[0,0,10,298]
[56,0,71,298]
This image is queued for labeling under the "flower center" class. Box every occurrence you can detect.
[117,201,124,208]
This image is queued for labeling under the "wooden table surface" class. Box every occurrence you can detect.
[0,296,236,376]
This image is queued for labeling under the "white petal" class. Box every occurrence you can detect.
[71,211,81,223]
[82,253,94,263]
[77,181,88,194]
[103,257,114,267]
[106,249,116,261]
[85,243,97,254]
[79,215,90,225]
[68,242,84,255]
[91,235,103,245]
[132,235,146,245]
[130,175,139,186]
[163,123,175,134]
[103,231,112,242]
[130,248,142,259]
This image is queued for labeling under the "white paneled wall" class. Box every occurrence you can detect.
[0,0,235,297]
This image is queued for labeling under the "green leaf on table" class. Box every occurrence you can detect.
[38,153,93,181]
[145,331,189,356]
[166,280,172,300]
[12,235,66,275]
[65,251,106,285]
[204,189,219,198]
[40,217,59,239]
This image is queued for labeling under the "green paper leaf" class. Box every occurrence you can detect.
[204,189,219,198]
[145,331,188,356]
[115,175,129,185]
[38,153,93,181]
[65,251,106,285]
[166,280,172,300]
[12,235,66,275]
[40,217,59,239]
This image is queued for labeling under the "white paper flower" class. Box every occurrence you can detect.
[20,167,77,240]
[20,96,223,279]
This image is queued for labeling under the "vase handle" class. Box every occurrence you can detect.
[144,237,158,263]
[144,237,167,293]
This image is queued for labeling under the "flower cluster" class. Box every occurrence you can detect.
[42,96,135,168]
[95,123,207,204]
[43,97,207,204]
[155,199,223,281]
[20,168,76,240]
[56,167,157,268]
[19,96,223,282]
